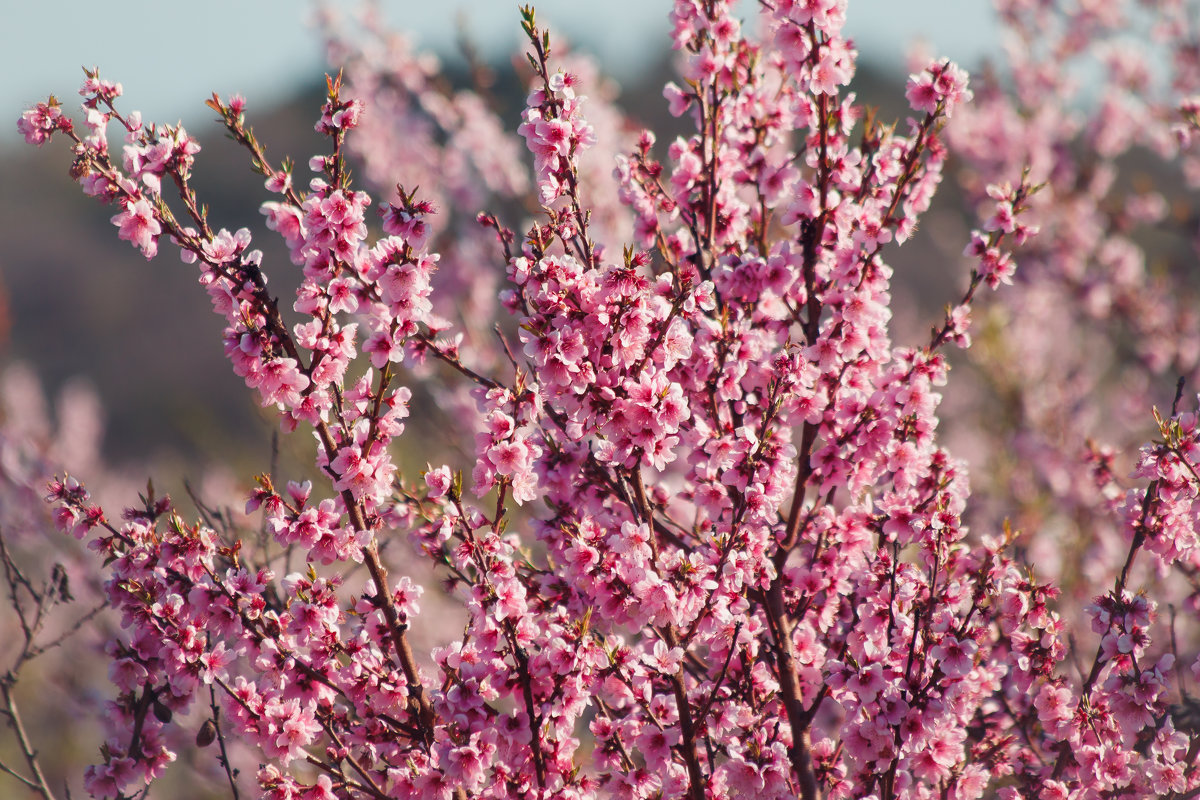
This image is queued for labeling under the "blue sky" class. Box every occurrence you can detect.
[3,1,1000,147]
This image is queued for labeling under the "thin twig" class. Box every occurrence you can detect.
[0,678,59,800]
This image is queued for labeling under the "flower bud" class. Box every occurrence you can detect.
[196,719,218,748]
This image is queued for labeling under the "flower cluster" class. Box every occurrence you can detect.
[17,98,72,146]
[519,70,596,206]
[16,1,1200,799]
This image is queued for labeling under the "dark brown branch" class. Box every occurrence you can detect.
[763,582,819,800]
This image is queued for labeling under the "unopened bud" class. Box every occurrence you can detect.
[152,700,173,724]
[196,719,218,748]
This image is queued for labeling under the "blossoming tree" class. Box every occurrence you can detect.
[12,0,1200,798]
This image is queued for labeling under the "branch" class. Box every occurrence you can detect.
[0,677,59,800]
[762,582,820,800]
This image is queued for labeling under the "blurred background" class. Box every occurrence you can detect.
[1,1,999,138]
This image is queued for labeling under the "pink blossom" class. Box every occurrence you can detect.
[18,101,71,145]
[425,465,453,498]
[111,197,162,258]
